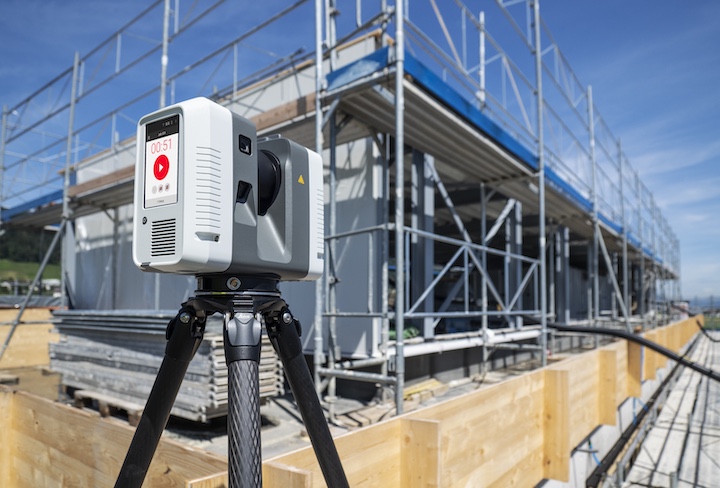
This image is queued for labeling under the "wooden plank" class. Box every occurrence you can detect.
[400,419,440,487]
[562,354,600,447]
[463,448,544,488]
[0,323,58,369]
[252,93,315,132]
[7,390,227,488]
[263,462,312,488]
[187,472,230,488]
[411,371,545,487]
[73,389,144,426]
[612,341,628,404]
[0,388,13,488]
[598,349,618,425]
[67,164,134,197]
[626,340,710,487]
[627,341,643,398]
[0,310,57,369]
[331,420,402,487]
[0,373,19,385]
[644,330,658,380]
[543,368,570,481]
[656,328,669,368]
[0,308,53,323]
[265,419,401,488]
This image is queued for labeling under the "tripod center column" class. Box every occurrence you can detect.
[224,295,262,488]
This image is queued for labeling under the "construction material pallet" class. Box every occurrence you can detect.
[50,310,284,422]
[72,389,144,427]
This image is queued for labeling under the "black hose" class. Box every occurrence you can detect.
[666,305,719,342]
[695,318,720,343]
[537,319,720,384]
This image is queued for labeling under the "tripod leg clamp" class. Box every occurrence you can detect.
[224,310,262,363]
[265,307,303,361]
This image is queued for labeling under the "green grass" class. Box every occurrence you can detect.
[704,316,720,330]
[0,259,61,282]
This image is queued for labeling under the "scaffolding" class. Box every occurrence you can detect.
[0,0,682,414]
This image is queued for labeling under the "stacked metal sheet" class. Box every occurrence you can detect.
[50,310,284,422]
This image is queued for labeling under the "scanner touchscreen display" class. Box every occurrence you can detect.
[144,114,180,208]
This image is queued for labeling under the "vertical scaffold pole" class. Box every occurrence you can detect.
[532,0,547,367]
[326,0,339,422]
[160,0,171,108]
[313,0,325,396]
[0,105,7,224]
[61,52,80,310]
[478,11,486,108]
[588,86,600,334]
[619,140,630,328]
[394,0,406,412]
[480,183,488,373]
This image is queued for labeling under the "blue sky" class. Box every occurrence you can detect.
[0,0,718,302]
[539,1,720,303]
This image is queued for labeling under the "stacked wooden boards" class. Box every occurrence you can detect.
[0,386,228,487]
[50,310,283,422]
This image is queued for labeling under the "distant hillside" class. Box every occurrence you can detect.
[0,259,61,282]
[0,227,62,263]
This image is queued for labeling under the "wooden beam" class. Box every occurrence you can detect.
[407,372,545,487]
[598,350,618,425]
[627,341,643,398]
[263,463,312,488]
[643,330,658,380]
[0,389,13,488]
[656,328,668,369]
[252,93,316,132]
[543,368,570,481]
[67,165,135,198]
[400,419,440,487]
[6,390,227,487]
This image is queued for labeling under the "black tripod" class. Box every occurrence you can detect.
[114,275,349,488]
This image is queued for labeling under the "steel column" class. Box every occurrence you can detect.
[411,150,435,339]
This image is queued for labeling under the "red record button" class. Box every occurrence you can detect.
[153,154,170,180]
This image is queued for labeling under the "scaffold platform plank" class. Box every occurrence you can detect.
[625,330,720,487]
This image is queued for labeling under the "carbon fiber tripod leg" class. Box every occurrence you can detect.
[115,307,205,488]
[265,306,350,488]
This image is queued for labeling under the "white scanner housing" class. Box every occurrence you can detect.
[132,97,324,281]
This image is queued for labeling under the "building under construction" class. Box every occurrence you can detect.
[1,1,708,487]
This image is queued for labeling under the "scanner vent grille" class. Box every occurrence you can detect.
[195,146,222,229]
[151,218,176,256]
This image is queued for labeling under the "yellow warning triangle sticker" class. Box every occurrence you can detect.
[298,175,305,185]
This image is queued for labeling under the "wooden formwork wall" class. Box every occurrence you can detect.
[0,308,58,369]
[263,316,701,487]
[0,387,229,488]
[0,317,700,486]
